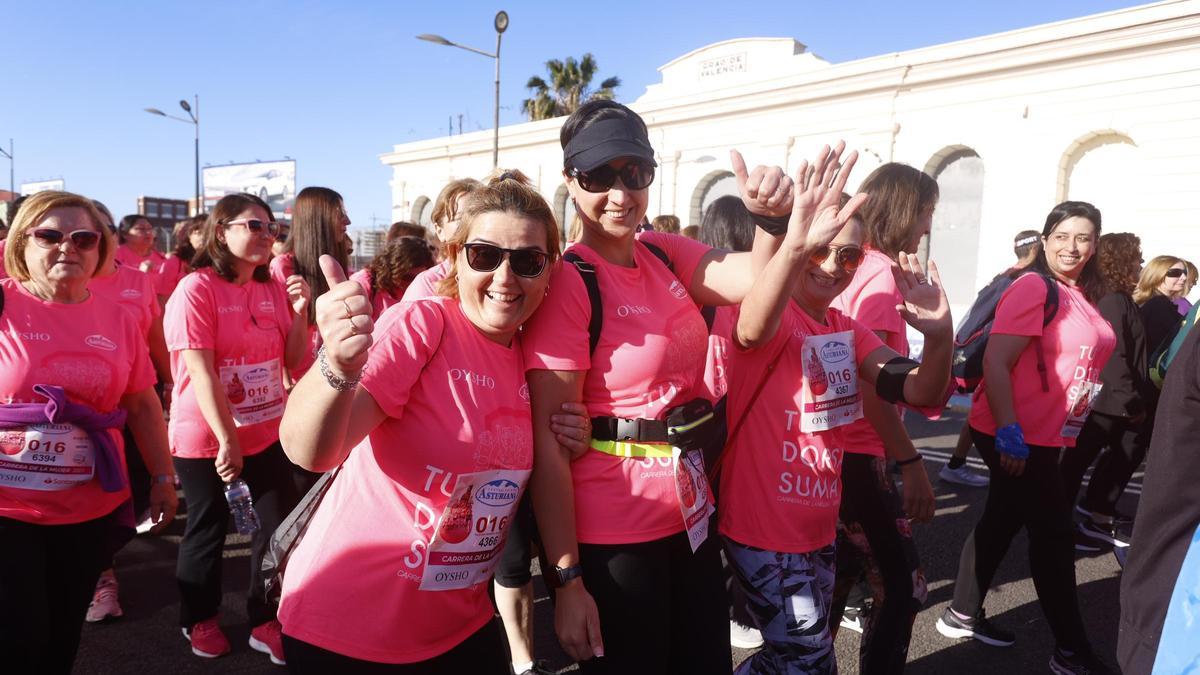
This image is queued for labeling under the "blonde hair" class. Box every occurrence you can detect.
[437,169,561,299]
[431,178,484,228]
[1133,255,1186,305]
[5,191,114,282]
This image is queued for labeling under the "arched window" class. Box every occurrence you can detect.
[690,170,738,229]
[411,196,432,226]
[923,146,985,311]
[1060,132,1141,237]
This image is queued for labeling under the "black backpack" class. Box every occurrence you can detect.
[952,273,1059,392]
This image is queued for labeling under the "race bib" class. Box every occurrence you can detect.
[0,423,95,491]
[219,359,285,426]
[1061,380,1103,439]
[421,468,531,591]
[800,331,862,432]
[674,448,715,553]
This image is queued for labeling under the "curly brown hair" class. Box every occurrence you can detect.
[367,236,436,298]
[1097,232,1141,297]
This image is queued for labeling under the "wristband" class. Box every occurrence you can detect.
[994,423,1030,460]
[318,346,362,392]
[895,454,923,467]
[151,474,176,485]
[751,213,790,236]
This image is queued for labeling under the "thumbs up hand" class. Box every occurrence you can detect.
[315,255,373,378]
[731,149,794,219]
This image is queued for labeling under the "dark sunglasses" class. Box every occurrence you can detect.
[275,232,289,243]
[1166,268,1186,278]
[568,160,655,193]
[810,244,865,272]
[462,243,548,278]
[29,228,102,251]
[225,218,280,237]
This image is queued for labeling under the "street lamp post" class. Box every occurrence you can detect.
[418,10,509,169]
[144,95,200,214]
[0,139,12,196]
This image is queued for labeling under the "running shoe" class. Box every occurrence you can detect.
[839,605,866,634]
[939,463,990,487]
[183,618,231,659]
[1112,546,1128,569]
[1049,647,1117,674]
[1077,518,1130,548]
[730,620,765,649]
[935,607,1015,647]
[85,572,123,622]
[1075,505,1133,526]
[249,619,287,666]
[515,661,556,675]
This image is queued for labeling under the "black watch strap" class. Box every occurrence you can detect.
[553,564,584,588]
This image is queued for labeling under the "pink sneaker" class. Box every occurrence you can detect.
[249,619,287,666]
[85,572,123,623]
[182,618,231,658]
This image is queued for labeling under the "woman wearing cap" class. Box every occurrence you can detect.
[522,100,795,673]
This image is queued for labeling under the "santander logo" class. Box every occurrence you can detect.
[85,335,118,352]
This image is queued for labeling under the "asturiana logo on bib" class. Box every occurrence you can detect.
[475,479,520,506]
[243,367,271,384]
[85,335,117,352]
[819,340,850,363]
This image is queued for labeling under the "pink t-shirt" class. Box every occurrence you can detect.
[401,258,450,302]
[114,245,167,295]
[829,248,907,457]
[522,232,712,544]
[270,253,319,377]
[969,274,1116,448]
[719,303,884,553]
[0,278,155,525]
[699,305,735,402]
[278,297,533,663]
[163,268,293,459]
[89,263,162,336]
[157,255,190,299]
[350,268,403,321]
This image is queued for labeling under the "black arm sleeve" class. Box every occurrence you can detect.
[876,357,920,404]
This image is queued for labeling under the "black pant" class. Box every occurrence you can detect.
[494,491,537,588]
[0,513,112,674]
[174,441,299,628]
[951,429,1090,653]
[1059,410,1152,517]
[830,453,924,674]
[576,517,731,675]
[721,548,756,627]
[282,620,508,674]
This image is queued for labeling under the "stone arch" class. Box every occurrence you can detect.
[553,184,572,246]
[1057,131,1138,203]
[689,170,737,228]
[411,196,432,225]
[923,145,985,311]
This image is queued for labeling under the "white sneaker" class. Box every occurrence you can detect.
[730,620,764,649]
[86,572,123,622]
[939,463,989,487]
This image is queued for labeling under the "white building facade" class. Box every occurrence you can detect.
[382,0,1200,314]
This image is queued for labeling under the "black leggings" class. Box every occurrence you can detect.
[0,513,112,674]
[174,441,300,628]
[283,619,508,674]
[577,518,731,675]
[830,453,925,674]
[1059,410,1151,517]
[951,429,1089,652]
[494,491,537,588]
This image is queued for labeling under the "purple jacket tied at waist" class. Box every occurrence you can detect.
[0,384,129,492]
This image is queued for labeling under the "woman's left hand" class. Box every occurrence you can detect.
[899,461,935,523]
[893,253,952,337]
[286,274,312,316]
[551,402,593,460]
[730,150,794,218]
[147,481,179,535]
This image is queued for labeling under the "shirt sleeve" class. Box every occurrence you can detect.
[637,231,711,292]
[139,271,163,321]
[845,266,906,337]
[846,314,888,366]
[521,261,592,372]
[400,263,444,302]
[359,300,443,419]
[992,274,1051,338]
[123,311,157,394]
[163,274,217,352]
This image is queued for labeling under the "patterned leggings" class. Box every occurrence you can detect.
[724,538,838,675]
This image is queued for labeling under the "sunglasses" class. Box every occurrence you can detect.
[275,232,289,243]
[225,218,280,237]
[462,243,549,278]
[29,228,102,251]
[1166,268,1187,278]
[568,160,655,193]
[810,244,865,272]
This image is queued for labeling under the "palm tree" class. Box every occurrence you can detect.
[522,53,621,121]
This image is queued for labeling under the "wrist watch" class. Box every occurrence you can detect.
[552,563,584,588]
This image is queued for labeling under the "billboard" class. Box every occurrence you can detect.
[21,179,66,195]
[202,160,296,217]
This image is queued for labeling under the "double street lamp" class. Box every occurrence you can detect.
[144,96,200,213]
[418,10,509,168]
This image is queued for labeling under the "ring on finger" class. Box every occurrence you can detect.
[348,314,359,336]
[342,298,354,319]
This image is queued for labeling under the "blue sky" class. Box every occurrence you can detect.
[3,0,1144,232]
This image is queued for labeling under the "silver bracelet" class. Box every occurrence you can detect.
[318,346,361,392]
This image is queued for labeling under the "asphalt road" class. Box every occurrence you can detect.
[74,410,1129,674]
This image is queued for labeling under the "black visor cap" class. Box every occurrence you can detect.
[563,118,657,172]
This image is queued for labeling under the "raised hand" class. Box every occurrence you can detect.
[783,142,868,255]
[285,274,312,317]
[731,149,794,218]
[893,254,952,337]
[315,255,374,378]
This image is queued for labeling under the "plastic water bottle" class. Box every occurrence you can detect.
[224,479,261,535]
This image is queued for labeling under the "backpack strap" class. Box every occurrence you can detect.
[1032,274,1060,392]
[707,337,787,482]
[563,251,603,356]
[642,241,673,272]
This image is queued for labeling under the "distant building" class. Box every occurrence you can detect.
[138,196,190,251]
[356,230,387,259]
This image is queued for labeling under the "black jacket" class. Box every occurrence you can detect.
[1092,292,1155,417]
[1140,294,1183,356]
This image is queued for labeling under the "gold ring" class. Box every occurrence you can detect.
[342,298,354,319]
[348,315,359,336]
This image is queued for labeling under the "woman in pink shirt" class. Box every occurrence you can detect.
[0,191,177,673]
[277,172,583,671]
[936,202,1116,675]
[115,214,168,293]
[158,215,205,302]
[164,193,311,666]
[722,147,953,674]
[349,235,436,320]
